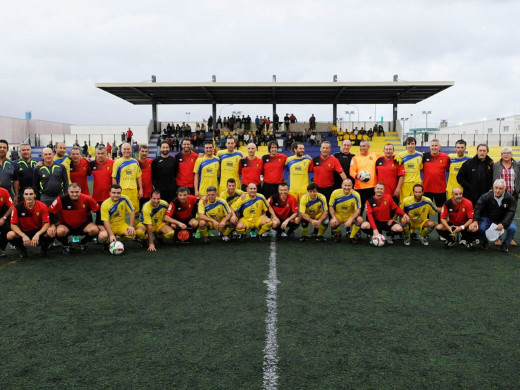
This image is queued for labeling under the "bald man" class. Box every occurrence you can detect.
[33,147,69,206]
[240,143,263,191]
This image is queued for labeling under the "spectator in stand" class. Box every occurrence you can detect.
[422,139,450,213]
[10,146,19,161]
[273,113,279,131]
[349,140,382,213]
[290,113,297,123]
[106,142,112,157]
[131,141,139,158]
[137,145,153,210]
[207,116,213,131]
[375,144,405,204]
[126,127,133,143]
[456,144,494,206]
[111,141,118,159]
[69,146,92,195]
[240,143,263,191]
[262,141,288,199]
[309,114,316,130]
[312,141,346,201]
[334,139,356,189]
[217,116,222,129]
[284,113,290,131]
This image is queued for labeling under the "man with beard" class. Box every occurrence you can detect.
[285,142,313,203]
[152,141,177,204]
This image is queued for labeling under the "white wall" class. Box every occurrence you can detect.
[438,116,519,135]
[0,116,71,143]
[70,125,149,144]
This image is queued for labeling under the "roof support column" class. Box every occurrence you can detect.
[152,100,158,134]
[392,100,397,133]
[272,104,277,130]
[212,103,217,132]
[333,103,337,126]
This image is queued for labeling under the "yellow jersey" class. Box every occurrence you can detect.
[101,195,134,228]
[329,189,361,218]
[140,199,169,228]
[447,153,470,197]
[286,155,313,194]
[198,197,231,221]
[217,150,243,189]
[193,155,220,196]
[112,157,142,190]
[300,193,327,219]
[53,154,71,183]
[232,194,268,222]
[396,151,423,183]
[402,195,436,225]
[220,189,243,207]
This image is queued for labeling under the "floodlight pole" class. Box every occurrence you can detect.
[151,75,158,133]
[212,75,217,131]
[332,75,338,126]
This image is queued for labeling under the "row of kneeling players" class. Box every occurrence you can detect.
[0,176,516,258]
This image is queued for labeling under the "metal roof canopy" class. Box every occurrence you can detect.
[95,81,454,105]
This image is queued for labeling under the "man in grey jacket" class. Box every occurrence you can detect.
[469,179,517,252]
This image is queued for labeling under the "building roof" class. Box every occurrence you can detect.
[95,81,454,105]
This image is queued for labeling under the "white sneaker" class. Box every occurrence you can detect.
[221,235,230,242]
[420,237,429,246]
[386,236,394,244]
[404,237,411,246]
[281,231,287,238]
[459,239,467,246]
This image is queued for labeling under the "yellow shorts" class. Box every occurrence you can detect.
[122,188,139,212]
[136,222,166,234]
[290,192,306,203]
[400,182,421,205]
[111,223,135,239]
[335,213,355,224]
[240,217,262,230]
[408,219,429,232]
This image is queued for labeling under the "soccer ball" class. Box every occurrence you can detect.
[359,171,371,182]
[109,241,125,255]
[372,234,386,247]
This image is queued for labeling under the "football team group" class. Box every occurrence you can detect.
[0,134,517,258]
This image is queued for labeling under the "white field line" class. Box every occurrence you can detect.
[263,234,280,390]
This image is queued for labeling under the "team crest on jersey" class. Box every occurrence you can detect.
[107,166,110,170]
[36,211,40,216]
[440,160,443,163]
[256,163,259,167]
[82,204,86,208]
[462,208,465,212]
[0,197,2,202]
[328,163,331,167]
[191,159,194,162]
[383,201,387,205]
[83,166,87,170]
[369,156,373,160]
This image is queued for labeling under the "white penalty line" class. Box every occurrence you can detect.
[263,232,280,390]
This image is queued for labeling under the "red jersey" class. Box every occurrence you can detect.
[422,152,450,193]
[106,144,112,154]
[440,197,474,226]
[269,193,298,220]
[90,159,114,203]
[166,195,198,221]
[126,129,133,138]
[240,157,263,186]
[0,187,14,213]
[138,158,153,198]
[48,194,99,228]
[375,156,405,196]
[11,200,50,231]
[312,155,344,188]
[70,158,91,195]
[366,193,405,229]
[262,153,287,184]
[175,151,199,188]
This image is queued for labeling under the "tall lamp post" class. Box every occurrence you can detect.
[400,117,409,144]
[422,111,432,144]
[186,112,191,122]
[345,110,355,131]
[497,117,505,145]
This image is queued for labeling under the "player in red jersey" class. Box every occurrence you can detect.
[435,187,477,250]
[69,147,91,195]
[240,143,263,190]
[269,182,300,239]
[7,187,51,258]
[422,139,450,210]
[261,141,288,199]
[165,187,199,232]
[360,182,410,242]
[137,144,153,210]
[375,144,405,204]
[0,187,14,257]
[90,145,114,227]
[312,141,346,201]
[174,138,199,194]
[47,183,100,255]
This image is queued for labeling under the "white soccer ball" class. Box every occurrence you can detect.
[109,241,125,255]
[372,234,386,247]
[359,171,371,182]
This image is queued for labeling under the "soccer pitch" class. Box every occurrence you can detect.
[2,231,520,389]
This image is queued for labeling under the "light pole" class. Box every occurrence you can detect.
[186,112,190,122]
[497,117,505,145]
[400,117,409,144]
[345,105,359,125]
[422,110,431,129]
[345,110,355,131]
[219,104,233,117]
[232,110,242,117]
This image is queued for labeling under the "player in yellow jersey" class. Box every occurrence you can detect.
[402,184,438,246]
[285,142,313,202]
[135,190,175,251]
[194,141,220,197]
[329,179,363,244]
[232,183,273,240]
[217,137,243,193]
[396,137,423,205]
[112,143,143,212]
[198,186,236,243]
[299,183,329,242]
[98,184,136,247]
[53,142,71,183]
[220,178,244,207]
[447,139,470,199]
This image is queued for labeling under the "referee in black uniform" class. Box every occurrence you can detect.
[33,147,68,206]
[13,143,37,204]
[333,139,356,189]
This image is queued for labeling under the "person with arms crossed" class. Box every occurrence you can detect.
[396,137,423,205]
[0,187,14,257]
[446,139,470,199]
[269,182,300,240]
[285,142,313,203]
[197,186,236,243]
[299,183,329,242]
[239,143,263,191]
[262,141,288,199]
[98,184,136,247]
[402,184,438,246]
[193,141,220,197]
[135,190,175,251]
[375,144,405,204]
[312,141,346,202]
[329,179,363,244]
[216,136,243,194]
[7,187,51,258]
[112,142,143,212]
[47,183,100,255]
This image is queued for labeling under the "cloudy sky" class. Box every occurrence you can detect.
[2,0,519,129]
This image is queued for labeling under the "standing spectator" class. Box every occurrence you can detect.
[126,127,133,143]
[456,144,494,206]
[106,142,112,157]
[422,139,450,211]
[10,146,19,161]
[207,115,213,131]
[33,148,69,206]
[131,141,139,158]
[13,144,37,203]
[375,144,405,204]
[111,142,118,159]
[273,113,279,131]
[312,141,346,201]
[349,140,382,212]
[82,141,89,157]
[0,140,15,196]
[284,113,290,131]
[334,139,356,189]
[137,145,153,210]
[309,114,316,130]
[290,113,297,123]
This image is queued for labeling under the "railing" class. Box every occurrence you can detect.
[414,133,519,147]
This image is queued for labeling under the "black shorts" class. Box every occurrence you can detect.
[261,182,281,200]
[66,222,91,236]
[317,186,335,202]
[363,220,399,234]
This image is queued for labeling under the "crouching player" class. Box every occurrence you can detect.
[329,179,363,244]
[47,183,100,255]
[361,182,410,244]
[436,187,477,250]
[299,183,329,242]
[7,187,51,258]
[198,186,235,243]
[164,187,199,238]
[220,178,243,208]
[98,184,136,247]
[269,182,300,239]
[402,184,438,246]
[136,190,175,251]
[232,183,273,240]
